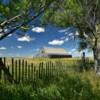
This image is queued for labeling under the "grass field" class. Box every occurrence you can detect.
[1,57,98,100]
[0,57,94,82]
[3,57,93,67]
[0,70,100,100]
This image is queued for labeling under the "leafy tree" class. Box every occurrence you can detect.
[0,0,61,39]
[42,0,100,73]
[0,0,62,82]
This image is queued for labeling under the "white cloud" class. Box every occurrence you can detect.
[70,49,81,57]
[59,27,71,33]
[73,51,81,57]
[68,33,73,36]
[4,29,8,33]
[17,46,22,49]
[0,46,7,50]
[8,34,12,37]
[32,27,45,33]
[17,35,34,42]
[58,29,67,33]
[65,32,68,35]
[48,39,64,46]
[75,31,79,36]
[65,37,69,42]
[71,48,77,52]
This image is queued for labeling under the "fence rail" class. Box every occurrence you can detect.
[0,57,93,83]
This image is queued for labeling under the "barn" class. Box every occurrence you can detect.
[37,47,72,58]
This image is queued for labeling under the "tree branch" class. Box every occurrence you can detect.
[0,0,32,28]
[0,11,26,27]
[0,3,50,40]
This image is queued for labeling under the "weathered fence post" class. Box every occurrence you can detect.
[15,60,18,82]
[22,60,24,82]
[25,61,28,81]
[11,58,14,79]
[81,52,86,72]
[18,60,21,82]
[0,57,14,83]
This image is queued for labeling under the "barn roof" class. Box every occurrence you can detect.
[42,47,68,55]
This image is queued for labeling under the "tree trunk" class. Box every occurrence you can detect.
[93,41,100,74]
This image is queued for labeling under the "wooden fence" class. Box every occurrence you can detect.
[0,57,93,83]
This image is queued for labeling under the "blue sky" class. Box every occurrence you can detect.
[0,23,93,57]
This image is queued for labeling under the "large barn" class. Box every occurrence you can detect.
[37,47,72,58]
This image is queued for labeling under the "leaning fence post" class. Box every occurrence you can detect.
[0,57,14,83]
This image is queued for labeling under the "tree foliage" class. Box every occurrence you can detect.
[43,0,100,50]
[0,0,61,40]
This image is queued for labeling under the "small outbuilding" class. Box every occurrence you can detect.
[37,47,72,58]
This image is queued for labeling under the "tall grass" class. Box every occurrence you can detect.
[0,71,100,100]
[0,57,96,100]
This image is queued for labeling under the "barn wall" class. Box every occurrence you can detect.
[48,54,72,58]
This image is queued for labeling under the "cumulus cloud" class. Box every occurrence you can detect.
[65,37,69,42]
[75,31,79,36]
[0,46,7,50]
[58,29,67,33]
[32,27,45,33]
[68,33,73,36]
[17,46,22,49]
[17,35,34,42]
[60,36,69,42]
[70,48,82,57]
[71,48,77,52]
[48,40,64,46]
[4,29,8,33]
[8,34,12,37]
[59,27,71,33]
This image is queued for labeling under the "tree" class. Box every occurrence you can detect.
[0,0,62,82]
[42,0,100,73]
[0,0,61,40]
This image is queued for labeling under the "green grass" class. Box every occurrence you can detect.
[0,70,100,100]
[3,57,93,67]
[0,57,94,82]
[0,57,96,100]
